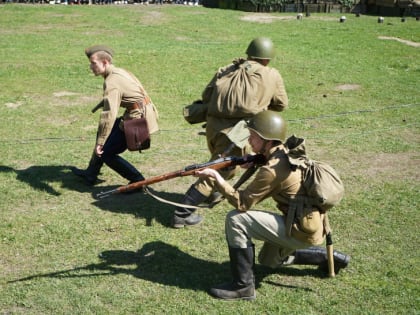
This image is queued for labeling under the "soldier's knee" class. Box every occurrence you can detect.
[225,209,246,227]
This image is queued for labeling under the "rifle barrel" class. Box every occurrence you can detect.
[96,154,265,199]
[96,188,120,199]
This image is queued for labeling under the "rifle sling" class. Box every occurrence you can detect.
[143,165,261,210]
[143,187,205,209]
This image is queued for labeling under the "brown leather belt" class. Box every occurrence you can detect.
[126,96,151,111]
[127,103,141,111]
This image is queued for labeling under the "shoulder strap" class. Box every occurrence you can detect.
[285,135,309,167]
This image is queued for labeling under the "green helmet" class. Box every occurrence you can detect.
[247,110,287,142]
[246,37,275,60]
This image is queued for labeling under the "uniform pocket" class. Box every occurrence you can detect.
[299,208,322,234]
[292,208,324,245]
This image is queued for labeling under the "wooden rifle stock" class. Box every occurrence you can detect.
[91,100,104,113]
[326,232,336,278]
[96,154,266,199]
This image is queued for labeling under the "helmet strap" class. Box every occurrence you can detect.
[260,139,270,154]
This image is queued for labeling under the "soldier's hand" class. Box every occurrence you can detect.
[95,144,104,157]
[194,168,217,179]
[240,154,256,169]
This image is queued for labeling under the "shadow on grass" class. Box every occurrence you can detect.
[0,164,188,226]
[8,241,319,293]
[0,164,94,196]
[91,187,184,227]
[8,241,227,292]
[255,265,322,291]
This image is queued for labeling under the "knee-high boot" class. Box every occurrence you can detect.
[103,156,144,183]
[172,185,207,228]
[291,246,350,275]
[71,153,104,185]
[209,245,256,301]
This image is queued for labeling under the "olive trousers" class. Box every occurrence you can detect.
[224,209,312,268]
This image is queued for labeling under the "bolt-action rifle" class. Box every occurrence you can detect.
[96,154,266,199]
[91,100,104,113]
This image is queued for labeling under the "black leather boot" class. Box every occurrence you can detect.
[203,191,224,208]
[292,246,350,275]
[104,156,144,183]
[171,186,207,228]
[71,153,103,186]
[209,246,256,301]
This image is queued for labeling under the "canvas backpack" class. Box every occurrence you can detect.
[285,135,345,213]
[206,58,263,118]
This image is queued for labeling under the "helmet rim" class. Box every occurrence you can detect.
[246,37,275,60]
[247,111,287,142]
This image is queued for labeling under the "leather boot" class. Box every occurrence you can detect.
[203,191,224,208]
[171,186,207,228]
[291,246,350,275]
[103,156,144,183]
[71,153,103,186]
[209,246,256,301]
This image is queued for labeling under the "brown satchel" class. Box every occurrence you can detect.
[124,117,151,152]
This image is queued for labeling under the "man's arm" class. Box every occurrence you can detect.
[96,89,121,146]
[268,70,288,112]
[195,163,274,212]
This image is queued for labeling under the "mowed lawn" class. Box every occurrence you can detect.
[0,4,419,314]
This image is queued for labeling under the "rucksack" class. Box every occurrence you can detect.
[206,58,262,118]
[285,135,344,212]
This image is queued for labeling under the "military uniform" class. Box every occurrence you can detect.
[72,45,158,185]
[172,38,289,229]
[97,64,158,146]
[97,64,159,183]
[205,111,349,300]
[195,60,288,196]
[216,143,324,262]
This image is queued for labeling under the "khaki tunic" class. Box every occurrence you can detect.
[97,65,157,146]
[216,144,324,246]
[203,60,288,144]
[194,60,288,196]
[216,145,301,210]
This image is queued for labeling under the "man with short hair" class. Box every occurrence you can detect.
[72,45,158,186]
[195,111,350,300]
[172,37,289,228]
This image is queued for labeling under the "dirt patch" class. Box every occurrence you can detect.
[303,144,419,184]
[363,152,419,181]
[335,84,361,91]
[241,13,337,23]
[175,36,190,41]
[133,9,167,25]
[378,36,420,48]
[340,152,419,183]
[5,101,23,109]
[240,14,296,23]
[51,92,98,107]
[53,91,79,97]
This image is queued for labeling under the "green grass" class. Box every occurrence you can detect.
[0,4,419,314]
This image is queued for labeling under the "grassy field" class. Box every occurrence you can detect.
[0,3,419,314]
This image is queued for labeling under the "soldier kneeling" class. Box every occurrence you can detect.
[194,111,350,300]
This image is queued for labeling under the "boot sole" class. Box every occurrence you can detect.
[171,222,203,229]
[171,215,204,229]
[209,292,256,301]
[171,219,203,229]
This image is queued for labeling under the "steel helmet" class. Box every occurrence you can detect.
[247,110,287,142]
[246,37,275,60]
